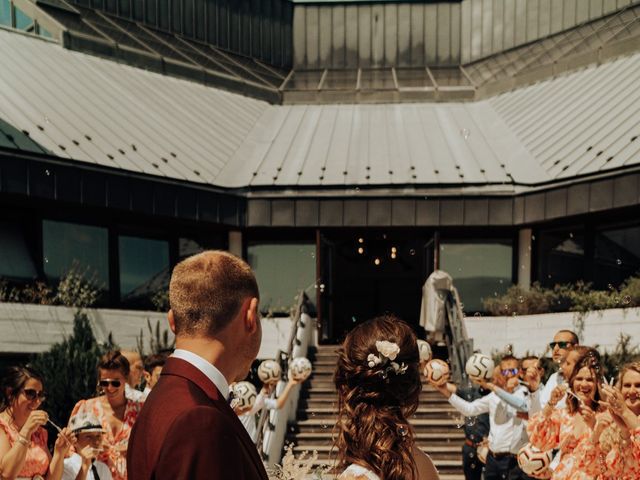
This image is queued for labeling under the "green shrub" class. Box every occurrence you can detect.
[30,312,115,445]
[600,333,640,383]
[483,277,639,316]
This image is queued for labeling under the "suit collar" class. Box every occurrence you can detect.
[161,357,222,401]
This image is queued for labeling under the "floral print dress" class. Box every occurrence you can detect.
[574,425,640,480]
[0,416,49,477]
[527,408,596,480]
[70,397,143,480]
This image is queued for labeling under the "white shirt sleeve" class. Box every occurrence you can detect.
[62,456,81,480]
[448,392,492,417]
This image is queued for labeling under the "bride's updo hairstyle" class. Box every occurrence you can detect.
[333,315,422,480]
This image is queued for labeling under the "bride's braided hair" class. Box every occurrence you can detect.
[333,315,422,480]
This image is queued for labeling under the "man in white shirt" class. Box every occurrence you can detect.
[433,356,530,480]
[537,330,579,411]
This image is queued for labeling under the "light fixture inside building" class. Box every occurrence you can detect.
[374,258,381,266]
[358,247,364,254]
[358,237,364,244]
[391,246,397,253]
[391,253,397,259]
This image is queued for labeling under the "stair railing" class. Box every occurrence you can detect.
[443,288,474,385]
[256,291,313,465]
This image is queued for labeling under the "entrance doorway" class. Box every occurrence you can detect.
[319,230,434,343]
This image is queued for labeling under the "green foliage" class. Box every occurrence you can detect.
[150,289,169,312]
[601,333,640,383]
[0,263,103,308]
[30,312,115,434]
[136,318,175,356]
[483,278,637,316]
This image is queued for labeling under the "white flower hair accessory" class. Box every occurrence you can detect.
[367,341,408,378]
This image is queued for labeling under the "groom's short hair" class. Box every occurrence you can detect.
[169,250,259,337]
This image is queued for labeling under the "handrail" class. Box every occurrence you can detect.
[255,290,309,458]
[443,288,474,385]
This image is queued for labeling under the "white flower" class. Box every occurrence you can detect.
[367,353,382,368]
[375,341,400,361]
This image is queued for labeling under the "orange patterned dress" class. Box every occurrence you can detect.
[70,397,143,480]
[527,408,597,480]
[574,425,640,480]
[0,416,50,477]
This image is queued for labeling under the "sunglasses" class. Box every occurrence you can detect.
[98,379,122,388]
[549,341,573,349]
[501,368,519,376]
[23,388,46,402]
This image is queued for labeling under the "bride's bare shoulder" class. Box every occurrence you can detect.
[412,445,440,480]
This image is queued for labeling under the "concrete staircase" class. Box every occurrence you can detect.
[286,345,466,479]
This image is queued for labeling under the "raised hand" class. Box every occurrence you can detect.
[579,405,596,429]
[600,384,625,416]
[53,427,76,455]
[78,444,97,465]
[20,410,48,438]
[548,385,566,408]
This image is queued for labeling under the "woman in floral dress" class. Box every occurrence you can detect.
[527,353,605,480]
[0,366,75,480]
[574,362,640,480]
[70,351,143,480]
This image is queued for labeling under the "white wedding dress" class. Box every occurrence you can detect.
[338,464,381,480]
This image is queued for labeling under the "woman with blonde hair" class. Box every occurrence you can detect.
[575,361,640,479]
[70,351,144,480]
[333,315,439,480]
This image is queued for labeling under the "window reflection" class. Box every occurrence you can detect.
[537,228,585,287]
[118,236,169,307]
[594,224,640,289]
[0,222,37,280]
[42,220,108,287]
[440,241,513,312]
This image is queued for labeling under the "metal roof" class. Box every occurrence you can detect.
[1,27,639,192]
[0,28,270,186]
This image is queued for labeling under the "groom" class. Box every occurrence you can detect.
[127,250,269,480]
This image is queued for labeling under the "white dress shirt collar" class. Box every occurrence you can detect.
[172,349,230,400]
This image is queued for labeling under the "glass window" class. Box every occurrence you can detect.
[42,220,109,287]
[440,241,513,312]
[0,0,11,27]
[178,234,226,260]
[594,224,640,289]
[0,222,37,280]
[39,26,52,38]
[119,235,170,306]
[537,227,585,287]
[247,244,316,315]
[14,5,33,31]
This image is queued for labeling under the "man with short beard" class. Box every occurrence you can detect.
[538,330,578,411]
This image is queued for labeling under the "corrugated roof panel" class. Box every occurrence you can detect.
[321,106,356,185]
[417,108,460,183]
[385,105,413,185]
[294,106,339,186]
[273,106,324,186]
[490,52,640,181]
[0,28,269,185]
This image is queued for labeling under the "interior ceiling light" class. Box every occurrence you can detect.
[358,247,364,254]
[374,258,381,266]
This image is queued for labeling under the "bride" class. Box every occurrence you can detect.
[333,315,440,480]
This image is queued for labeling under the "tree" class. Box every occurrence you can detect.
[30,312,114,445]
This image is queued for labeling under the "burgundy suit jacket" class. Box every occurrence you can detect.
[127,357,269,480]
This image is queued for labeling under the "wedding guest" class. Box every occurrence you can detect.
[527,352,605,480]
[334,314,439,480]
[63,411,112,480]
[235,377,302,442]
[539,331,579,410]
[433,356,530,480]
[70,351,144,480]
[575,361,640,479]
[0,366,75,480]
[142,353,168,394]
[127,250,269,480]
[121,351,146,402]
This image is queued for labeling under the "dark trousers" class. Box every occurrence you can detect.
[484,453,531,480]
[462,444,483,480]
